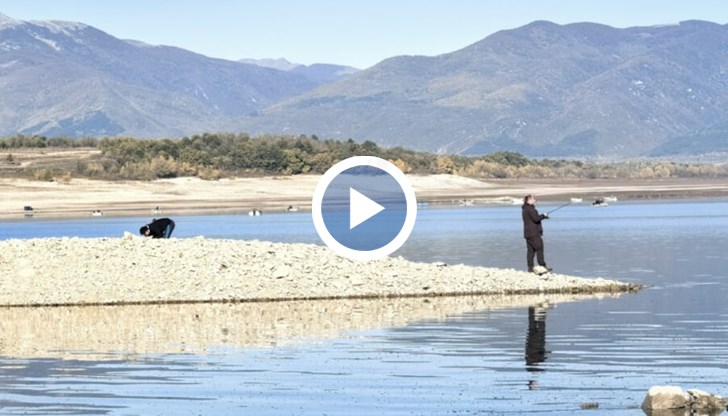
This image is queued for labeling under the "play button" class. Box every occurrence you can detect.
[349,188,384,229]
[312,156,417,261]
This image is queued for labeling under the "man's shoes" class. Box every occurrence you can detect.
[531,265,549,275]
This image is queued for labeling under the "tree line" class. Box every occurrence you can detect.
[1,133,726,180]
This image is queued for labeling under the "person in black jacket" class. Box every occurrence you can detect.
[522,195,551,273]
[140,218,175,239]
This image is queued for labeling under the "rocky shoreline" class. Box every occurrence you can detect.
[0,236,640,307]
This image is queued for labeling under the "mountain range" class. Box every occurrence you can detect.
[0,13,353,138]
[1,12,727,159]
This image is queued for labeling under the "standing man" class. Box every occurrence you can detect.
[522,195,551,274]
[140,218,175,239]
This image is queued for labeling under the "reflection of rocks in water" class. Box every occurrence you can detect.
[0,293,621,360]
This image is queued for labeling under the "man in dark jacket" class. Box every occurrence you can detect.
[522,195,551,273]
[140,218,175,239]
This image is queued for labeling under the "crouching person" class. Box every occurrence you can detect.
[140,218,175,239]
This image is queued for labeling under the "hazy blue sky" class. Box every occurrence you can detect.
[1,1,726,68]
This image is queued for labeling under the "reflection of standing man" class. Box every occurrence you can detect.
[525,303,549,389]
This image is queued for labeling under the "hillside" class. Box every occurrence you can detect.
[238,20,728,158]
[2,13,727,158]
[0,13,320,138]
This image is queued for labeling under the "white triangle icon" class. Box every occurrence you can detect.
[349,188,385,229]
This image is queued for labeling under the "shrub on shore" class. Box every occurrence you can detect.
[1,133,726,181]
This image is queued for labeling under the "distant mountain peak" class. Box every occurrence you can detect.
[238,57,360,83]
[238,58,302,71]
[0,12,22,27]
[29,19,89,34]
[0,12,89,35]
[0,14,329,139]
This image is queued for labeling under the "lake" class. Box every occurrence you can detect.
[1,198,727,415]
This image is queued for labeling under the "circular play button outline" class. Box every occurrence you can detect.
[312,156,417,261]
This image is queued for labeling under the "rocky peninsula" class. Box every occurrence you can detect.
[0,236,639,307]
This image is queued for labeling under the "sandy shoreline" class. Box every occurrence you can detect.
[0,175,726,219]
[0,237,639,308]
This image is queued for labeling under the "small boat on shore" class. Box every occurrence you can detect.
[570,197,583,203]
[91,210,104,217]
[248,208,262,216]
[593,197,609,207]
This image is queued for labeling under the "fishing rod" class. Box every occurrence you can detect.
[547,201,572,215]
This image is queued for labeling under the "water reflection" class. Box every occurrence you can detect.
[0,293,624,416]
[0,294,617,360]
[525,303,550,390]
[525,303,549,370]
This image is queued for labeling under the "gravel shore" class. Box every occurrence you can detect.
[0,236,639,307]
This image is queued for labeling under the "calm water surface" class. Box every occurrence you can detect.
[1,198,727,415]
